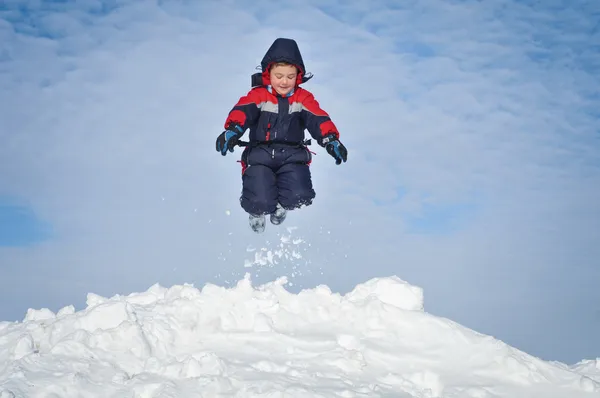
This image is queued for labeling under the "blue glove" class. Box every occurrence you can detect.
[216,125,243,156]
[321,134,347,165]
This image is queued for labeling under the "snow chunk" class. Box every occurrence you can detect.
[24,307,55,322]
[570,358,600,382]
[345,275,424,311]
[74,300,132,332]
[57,305,75,317]
[12,333,36,360]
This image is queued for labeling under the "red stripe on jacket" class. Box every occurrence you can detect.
[223,86,339,143]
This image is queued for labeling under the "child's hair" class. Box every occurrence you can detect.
[269,62,298,72]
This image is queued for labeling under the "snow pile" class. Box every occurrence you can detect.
[1,274,598,397]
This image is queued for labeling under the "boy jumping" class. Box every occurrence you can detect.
[216,38,347,233]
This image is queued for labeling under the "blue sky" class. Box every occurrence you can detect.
[1,0,599,365]
[0,197,51,246]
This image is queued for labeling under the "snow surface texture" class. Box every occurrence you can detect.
[1,273,599,397]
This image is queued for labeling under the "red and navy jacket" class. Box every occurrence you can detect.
[223,38,340,146]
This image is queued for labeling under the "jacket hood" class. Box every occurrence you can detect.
[251,38,313,88]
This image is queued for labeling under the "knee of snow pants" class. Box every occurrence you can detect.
[240,164,278,215]
[276,162,315,210]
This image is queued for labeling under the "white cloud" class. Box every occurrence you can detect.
[0,0,598,364]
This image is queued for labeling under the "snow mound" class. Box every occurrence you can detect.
[0,274,598,397]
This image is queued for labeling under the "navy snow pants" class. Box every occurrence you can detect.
[239,144,315,215]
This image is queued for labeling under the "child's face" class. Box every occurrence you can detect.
[269,64,297,96]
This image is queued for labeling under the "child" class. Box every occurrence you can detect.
[216,38,347,233]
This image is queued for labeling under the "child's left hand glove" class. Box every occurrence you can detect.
[320,134,347,165]
[216,125,244,156]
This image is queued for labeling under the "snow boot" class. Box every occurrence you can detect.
[270,204,287,225]
[249,213,266,233]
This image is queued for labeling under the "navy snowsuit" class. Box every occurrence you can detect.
[222,38,341,216]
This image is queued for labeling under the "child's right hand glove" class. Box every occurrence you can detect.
[320,134,348,165]
[216,125,244,156]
